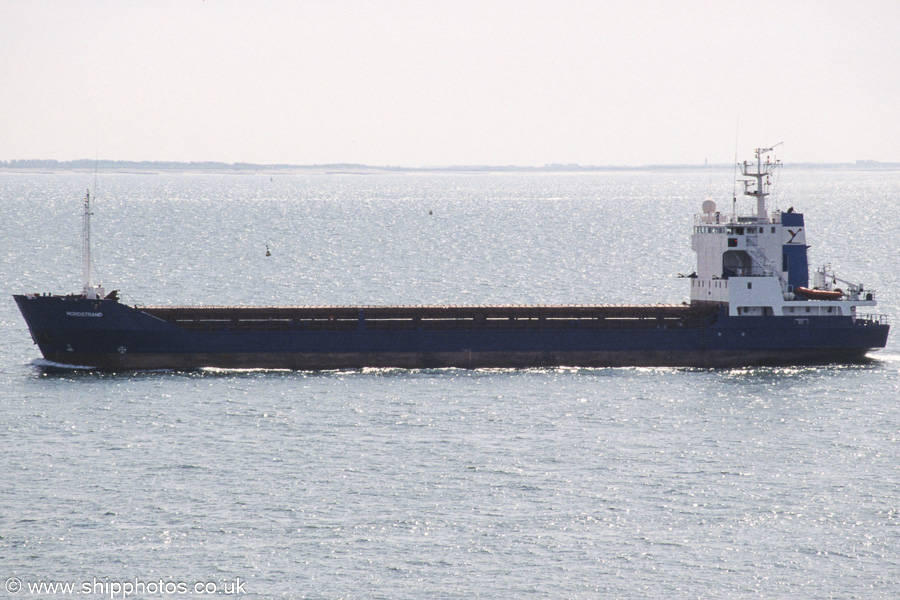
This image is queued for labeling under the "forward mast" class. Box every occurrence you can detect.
[81,190,104,300]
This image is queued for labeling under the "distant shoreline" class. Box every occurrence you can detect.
[1,159,899,174]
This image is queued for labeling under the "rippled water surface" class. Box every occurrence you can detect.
[2,169,900,598]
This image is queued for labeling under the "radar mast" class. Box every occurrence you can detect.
[740,144,782,220]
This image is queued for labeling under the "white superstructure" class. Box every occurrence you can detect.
[689,147,876,318]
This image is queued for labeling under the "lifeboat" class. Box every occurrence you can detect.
[794,287,843,300]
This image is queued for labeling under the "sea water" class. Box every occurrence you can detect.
[1,169,900,599]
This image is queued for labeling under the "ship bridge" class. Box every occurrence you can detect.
[688,147,878,319]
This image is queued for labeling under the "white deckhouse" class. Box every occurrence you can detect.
[690,147,877,319]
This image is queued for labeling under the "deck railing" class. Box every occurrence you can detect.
[855,313,889,326]
[142,305,719,334]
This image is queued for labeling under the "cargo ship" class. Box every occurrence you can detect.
[13,147,889,370]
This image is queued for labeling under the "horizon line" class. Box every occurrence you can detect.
[2,158,899,173]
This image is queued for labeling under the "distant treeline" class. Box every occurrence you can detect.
[1,158,898,172]
[0,159,313,171]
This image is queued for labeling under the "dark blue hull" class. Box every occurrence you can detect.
[13,295,889,370]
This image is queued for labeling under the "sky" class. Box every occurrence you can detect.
[2,0,899,167]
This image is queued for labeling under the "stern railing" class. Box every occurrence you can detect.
[855,313,889,326]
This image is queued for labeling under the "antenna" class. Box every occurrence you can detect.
[732,117,739,220]
[93,149,99,199]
